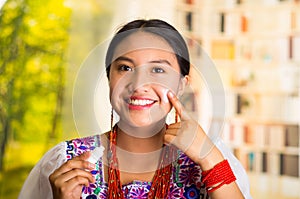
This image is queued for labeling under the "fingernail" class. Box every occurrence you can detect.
[168,91,175,98]
[88,163,95,169]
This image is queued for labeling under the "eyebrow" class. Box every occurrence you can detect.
[113,56,134,64]
[113,56,172,66]
[149,59,172,66]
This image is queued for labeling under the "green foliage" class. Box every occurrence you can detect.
[0,142,45,198]
[0,0,72,197]
[0,165,33,198]
[0,0,71,149]
[0,0,114,197]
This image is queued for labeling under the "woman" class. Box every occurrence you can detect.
[19,19,251,199]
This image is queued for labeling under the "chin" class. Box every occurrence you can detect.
[127,117,161,127]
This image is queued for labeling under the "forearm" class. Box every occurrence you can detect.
[209,181,244,199]
[195,146,244,199]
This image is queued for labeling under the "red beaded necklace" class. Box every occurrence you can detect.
[107,125,175,198]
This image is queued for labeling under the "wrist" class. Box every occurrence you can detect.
[201,159,237,193]
[195,144,225,171]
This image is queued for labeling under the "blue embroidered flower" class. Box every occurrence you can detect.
[184,184,200,199]
[86,194,97,199]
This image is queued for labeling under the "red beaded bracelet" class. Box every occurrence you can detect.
[201,159,236,193]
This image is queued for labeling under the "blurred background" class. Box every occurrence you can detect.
[0,0,299,198]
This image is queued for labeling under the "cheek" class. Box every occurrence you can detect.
[108,73,123,99]
[108,81,114,101]
[154,73,181,94]
[160,88,170,104]
[109,79,121,104]
[153,86,172,109]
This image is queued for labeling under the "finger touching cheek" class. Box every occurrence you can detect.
[161,88,170,104]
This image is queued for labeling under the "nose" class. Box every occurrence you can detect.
[127,67,151,94]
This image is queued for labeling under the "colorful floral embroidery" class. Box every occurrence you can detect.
[123,183,150,198]
[184,184,200,199]
[66,135,103,197]
[168,183,185,198]
[65,135,209,199]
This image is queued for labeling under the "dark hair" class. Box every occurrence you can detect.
[105,19,190,79]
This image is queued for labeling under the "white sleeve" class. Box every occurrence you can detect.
[18,142,66,199]
[215,138,253,199]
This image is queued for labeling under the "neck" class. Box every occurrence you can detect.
[116,120,166,153]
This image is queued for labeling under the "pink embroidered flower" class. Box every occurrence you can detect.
[168,183,185,198]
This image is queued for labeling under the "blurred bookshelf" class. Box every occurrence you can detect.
[175,0,300,198]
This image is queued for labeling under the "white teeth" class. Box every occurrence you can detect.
[129,99,154,106]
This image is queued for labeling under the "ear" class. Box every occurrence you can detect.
[177,75,189,97]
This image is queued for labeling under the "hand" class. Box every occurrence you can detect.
[49,152,95,199]
[164,91,215,163]
[164,91,244,198]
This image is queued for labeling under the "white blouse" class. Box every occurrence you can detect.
[18,137,252,199]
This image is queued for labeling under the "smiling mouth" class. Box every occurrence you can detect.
[126,98,157,109]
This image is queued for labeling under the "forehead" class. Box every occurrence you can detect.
[112,31,176,61]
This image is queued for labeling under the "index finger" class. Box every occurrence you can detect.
[57,152,94,174]
[167,91,190,120]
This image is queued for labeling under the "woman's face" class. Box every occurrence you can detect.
[109,31,187,129]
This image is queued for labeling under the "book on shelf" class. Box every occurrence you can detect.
[285,125,299,147]
[230,123,245,144]
[234,149,299,177]
[255,125,268,147]
[244,125,253,144]
[244,124,267,147]
[177,2,300,197]
[236,94,242,114]
[225,92,238,117]
[247,152,255,171]
[192,12,203,34]
[292,35,300,62]
[235,123,299,148]
[269,153,280,175]
[260,151,281,175]
[262,152,268,173]
[233,123,299,177]
[235,151,263,174]
[241,14,248,33]
[211,40,235,59]
[218,12,243,35]
[280,154,299,177]
[268,125,285,148]
[225,13,241,35]
[186,12,193,31]
[220,12,225,33]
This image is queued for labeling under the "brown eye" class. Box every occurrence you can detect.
[118,65,133,72]
[151,67,165,73]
